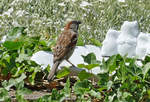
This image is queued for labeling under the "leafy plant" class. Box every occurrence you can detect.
[78,53,100,70]
[56,67,70,79]
[0,73,31,102]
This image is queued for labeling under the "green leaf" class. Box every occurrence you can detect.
[82,53,99,64]
[0,88,10,102]
[98,73,109,86]
[77,36,84,46]
[28,67,41,85]
[142,55,150,64]
[2,73,26,90]
[107,81,113,90]
[84,64,99,70]
[119,61,127,83]
[62,78,71,97]
[39,40,47,46]
[88,90,101,99]
[107,55,118,73]
[7,27,26,41]
[51,89,58,100]
[73,79,91,95]
[16,88,32,97]
[122,92,132,99]
[36,95,52,102]
[56,67,70,79]
[108,94,116,102]
[90,38,102,46]
[78,63,99,70]
[116,89,132,101]
[3,41,23,50]
[103,54,123,73]
[15,94,28,102]
[78,70,92,81]
[147,90,150,97]
[15,81,32,94]
[77,64,85,68]
[142,62,150,79]
[16,53,30,63]
[51,89,64,101]
[15,73,27,83]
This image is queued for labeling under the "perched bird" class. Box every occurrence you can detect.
[47,20,81,81]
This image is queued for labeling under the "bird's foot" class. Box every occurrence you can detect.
[66,59,76,67]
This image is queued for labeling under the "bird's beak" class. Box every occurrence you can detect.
[77,21,81,24]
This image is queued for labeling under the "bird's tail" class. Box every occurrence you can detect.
[47,61,60,81]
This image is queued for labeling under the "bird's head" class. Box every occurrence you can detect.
[65,20,81,32]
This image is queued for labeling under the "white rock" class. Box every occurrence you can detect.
[146,48,150,55]
[30,45,102,74]
[30,46,89,70]
[136,32,150,59]
[101,29,120,56]
[117,37,137,57]
[146,34,150,55]
[30,51,53,69]
[121,21,139,38]
[62,45,103,74]
[117,21,139,57]
[60,46,88,67]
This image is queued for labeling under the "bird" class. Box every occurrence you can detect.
[47,20,81,81]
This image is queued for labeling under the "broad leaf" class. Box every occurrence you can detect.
[73,79,91,95]
[56,67,70,79]
[78,70,92,81]
[107,55,118,73]
[142,62,150,79]
[90,38,102,46]
[7,27,26,41]
[82,53,99,64]
[51,89,64,101]
[77,36,84,46]
[3,41,23,50]
[62,78,71,97]
[88,90,101,99]
[16,53,29,63]
[78,63,99,70]
[2,73,26,90]
[107,80,113,90]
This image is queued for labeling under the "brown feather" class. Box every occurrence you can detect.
[64,22,73,30]
[47,21,81,81]
[53,30,77,62]
[47,61,60,80]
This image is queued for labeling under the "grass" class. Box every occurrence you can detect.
[0,0,150,43]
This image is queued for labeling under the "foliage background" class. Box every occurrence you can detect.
[0,0,150,43]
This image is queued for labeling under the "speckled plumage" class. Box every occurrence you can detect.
[47,21,81,81]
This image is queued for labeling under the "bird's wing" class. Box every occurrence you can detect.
[53,30,78,62]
